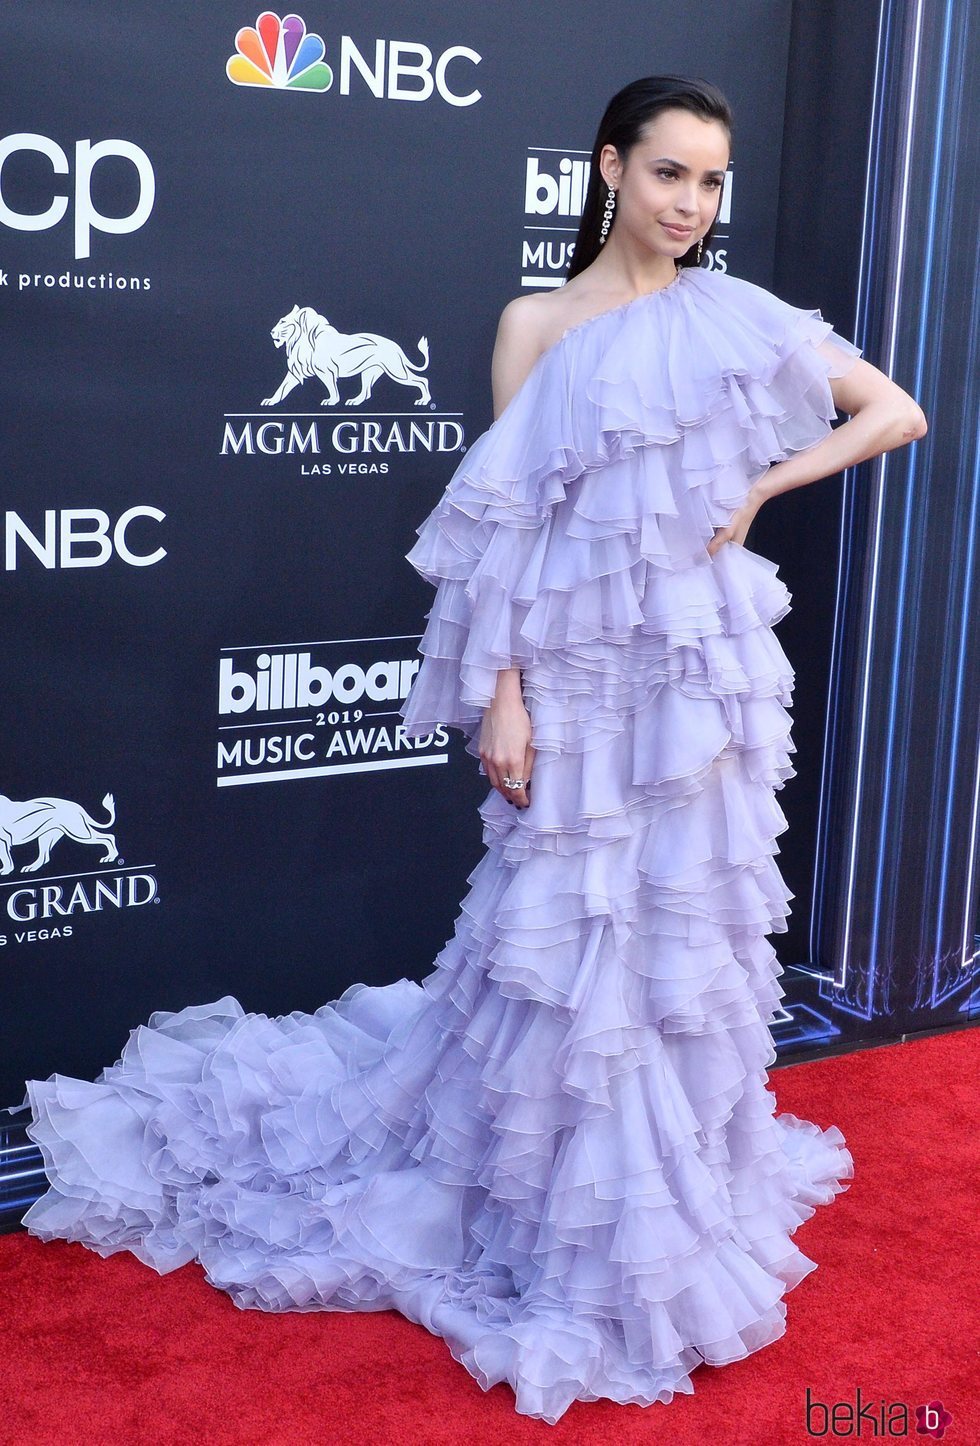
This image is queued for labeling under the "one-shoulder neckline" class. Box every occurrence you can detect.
[540,263,693,362]
[493,266,704,425]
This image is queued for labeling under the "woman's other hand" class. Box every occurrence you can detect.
[479,669,534,809]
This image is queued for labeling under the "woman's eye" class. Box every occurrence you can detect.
[655,168,723,188]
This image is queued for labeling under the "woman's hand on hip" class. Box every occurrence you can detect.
[705,482,768,556]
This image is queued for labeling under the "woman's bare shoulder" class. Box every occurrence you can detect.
[491,286,586,417]
[495,285,586,356]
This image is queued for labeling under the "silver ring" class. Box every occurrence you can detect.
[503,776,525,789]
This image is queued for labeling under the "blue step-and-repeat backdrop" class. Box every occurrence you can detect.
[1,0,976,1111]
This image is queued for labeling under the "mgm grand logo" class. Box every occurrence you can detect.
[221,303,465,475]
[0,789,159,947]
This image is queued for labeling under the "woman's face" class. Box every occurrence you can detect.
[600,108,730,258]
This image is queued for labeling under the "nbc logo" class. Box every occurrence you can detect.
[227,11,332,91]
[225,12,482,105]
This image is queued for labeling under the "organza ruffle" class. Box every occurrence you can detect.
[20,266,857,1426]
[399,265,862,743]
[21,923,853,1425]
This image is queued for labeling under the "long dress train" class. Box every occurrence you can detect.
[17,265,858,1425]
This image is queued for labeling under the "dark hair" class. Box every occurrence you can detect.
[566,75,734,281]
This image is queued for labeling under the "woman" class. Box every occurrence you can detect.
[20,76,925,1425]
[450,81,926,816]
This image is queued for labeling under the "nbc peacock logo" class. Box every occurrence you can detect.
[226,11,333,92]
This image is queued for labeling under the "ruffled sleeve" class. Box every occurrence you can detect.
[398,350,580,741]
[397,268,862,749]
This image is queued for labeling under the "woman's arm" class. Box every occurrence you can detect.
[707,356,928,554]
[479,297,550,808]
[763,356,927,499]
[491,295,549,419]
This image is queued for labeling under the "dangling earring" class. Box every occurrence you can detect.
[696,237,703,263]
[599,185,616,245]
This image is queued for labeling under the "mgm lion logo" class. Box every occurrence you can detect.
[261,304,432,408]
[0,792,119,875]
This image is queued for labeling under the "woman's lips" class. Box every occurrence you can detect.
[661,223,693,237]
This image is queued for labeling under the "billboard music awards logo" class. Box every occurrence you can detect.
[220,302,466,479]
[226,11,482,105]
[522,146,591,289]
[0,788,160,949]
[216,636,448,787]
[521,146,734,289]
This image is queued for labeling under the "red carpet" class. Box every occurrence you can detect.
[2,1027,976,1445]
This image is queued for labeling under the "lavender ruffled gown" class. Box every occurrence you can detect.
[19,266,858,1425]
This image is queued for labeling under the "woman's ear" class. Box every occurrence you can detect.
[597,143,621,191]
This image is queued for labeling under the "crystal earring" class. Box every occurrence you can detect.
[697,237,703,263]
[599,186,616,245]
